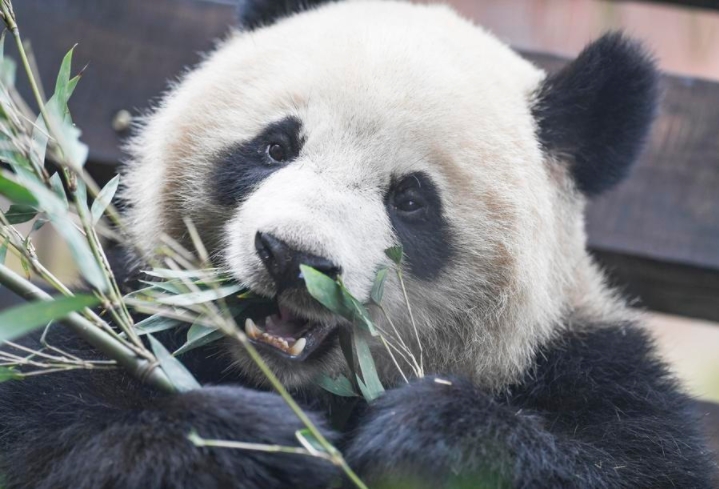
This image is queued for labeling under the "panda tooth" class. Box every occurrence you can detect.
[244,318,261,339]
[289,338,307,356]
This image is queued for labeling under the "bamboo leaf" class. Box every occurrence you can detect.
[370,267,388,305]
[30,112,48,171]
[156,284,243,306]
[302,265,377,335]
[173,323,224,356]
[300,265,352,317]
[134,314,183,336]
[0,367,21,383]
[49,173,68,209]
[4,204,37,224]
[352,332,384,401]
[91,175,119,224]
[0,32,16,88]
[0,237,8,265]
[0,294,99,343]
[340,284,377,336]
[295,429,326,456]
[0,175,38,206]
[385,245,403,265]
[44,95,88,169]
[0,57,16,88]
[19,176,105,290]
[49,214,107,291]
[148,334,201,392]
[54,46,77,107]
[30,217,48,234]
[144,268,222,281]
[316,374,358,397]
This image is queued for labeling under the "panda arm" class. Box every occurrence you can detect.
[345,324,716,488]
[0,332,339,489]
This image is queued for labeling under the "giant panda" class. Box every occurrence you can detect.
[0,1,716,488]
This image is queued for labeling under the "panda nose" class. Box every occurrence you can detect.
[254,232,341,291]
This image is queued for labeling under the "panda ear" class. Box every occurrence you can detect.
[237,0,337,29]
[532,32,660,196]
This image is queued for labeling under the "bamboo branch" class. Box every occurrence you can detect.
[0,263,175,393]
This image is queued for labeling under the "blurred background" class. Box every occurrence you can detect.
[1,0,718,451]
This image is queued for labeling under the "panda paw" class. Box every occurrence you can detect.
[344,376,503,488]
[2,385,341,489]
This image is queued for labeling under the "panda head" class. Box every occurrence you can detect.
[123,0,658,389]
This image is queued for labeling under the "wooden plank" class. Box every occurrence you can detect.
[8,0,236,164]
[592,250,719,323]
[7,0,719,322]
[617,0,719,11]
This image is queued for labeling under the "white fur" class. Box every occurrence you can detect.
[123,0,629,390]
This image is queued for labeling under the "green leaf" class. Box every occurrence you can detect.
[316,374,358,397]
[0,175,38,206]
[0,57,16,88]
[352,332,384,401]
[4,204,37,224]
[339,283,377,336]
[173,323,224,356]
[148,334,201,392]
[43,94,88,169]
[300,265,352,318]
[134,314,183,336]
[0,294,99,343]
[30,112,49,171]
[156,284,243,307]
[128,281,185,299]
[0,367,21,383]
[54,46,77,108]
[0,32,16,88]
[0,237,8,265]
[370,267,388,305]
[295,428,327,456]
[17,176,106,291]
[91,175,119,224]
[144,268,222,281]
[385,245,404,265]
[30,217,48,234]
[52,216,107,291]
[49,173,68,209]
[338,328,356,378]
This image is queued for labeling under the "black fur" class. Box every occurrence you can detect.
[532,33,660,196]
[237,0,336,30]
[1,321,714,488]
[0,329,339,489]
[212,116,304,207]
[385,172,455,281]
[345,325,716,488]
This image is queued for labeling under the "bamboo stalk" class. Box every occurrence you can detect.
[0,263,175,393]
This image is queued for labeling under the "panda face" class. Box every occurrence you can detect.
[124,1,609,388]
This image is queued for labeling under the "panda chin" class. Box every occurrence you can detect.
[243,306,337,362]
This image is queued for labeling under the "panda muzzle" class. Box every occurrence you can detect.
[243,306,336,360]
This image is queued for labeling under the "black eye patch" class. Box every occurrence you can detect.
[212,116,303,206]
[385,172,455,281]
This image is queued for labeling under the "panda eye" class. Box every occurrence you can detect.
[266,143,288,163]
[391,181,427,217]
[394,195,425,213]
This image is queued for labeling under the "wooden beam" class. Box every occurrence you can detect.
[616,0,719,11]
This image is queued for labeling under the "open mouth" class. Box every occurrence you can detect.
[244,305,336,361]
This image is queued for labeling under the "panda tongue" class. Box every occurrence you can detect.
[264,306,307,339]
